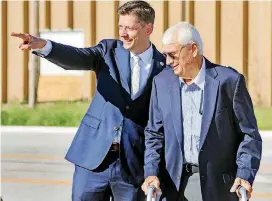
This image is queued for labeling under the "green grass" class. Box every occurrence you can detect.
[254,107,272,130]
[1,101,272,130]
[1,101,89,127]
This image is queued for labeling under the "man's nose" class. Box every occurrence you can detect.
[166,56,173,66]
[119,29,128,37]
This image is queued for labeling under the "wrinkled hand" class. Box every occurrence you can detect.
[11,32,46,50]
[141,176,161,198]
[230,178,253,199]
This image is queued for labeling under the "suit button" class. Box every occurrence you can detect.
[200,149,203,152]
[177,176,181,180]
[125,105,130,110]
[114,126,119,131]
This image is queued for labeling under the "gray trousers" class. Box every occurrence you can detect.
[157,172,202,201]
[179,173,202,201]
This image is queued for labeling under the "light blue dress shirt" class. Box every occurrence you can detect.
[179,58,206,164]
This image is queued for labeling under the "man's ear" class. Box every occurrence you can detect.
[146,23,153,35]
[192,43,198,57]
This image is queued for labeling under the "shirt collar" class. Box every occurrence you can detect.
[130,42,153,64]
[179,57,206,90]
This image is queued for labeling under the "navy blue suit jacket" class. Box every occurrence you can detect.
[144,58,262,201]
[35,39,165,186]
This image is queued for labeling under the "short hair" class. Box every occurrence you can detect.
[117,1,155,24]
[162,22,203,55]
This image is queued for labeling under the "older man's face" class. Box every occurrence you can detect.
[162,43,193,76]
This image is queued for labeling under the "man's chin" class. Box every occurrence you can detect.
[174,70,184,78]
[173,67,179,74]
[123,44,132,50]
[173,71,180,76]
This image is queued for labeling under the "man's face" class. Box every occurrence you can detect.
[162,43,196,77]
[118,14,152,52]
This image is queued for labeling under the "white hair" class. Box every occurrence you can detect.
[162,21,203,55]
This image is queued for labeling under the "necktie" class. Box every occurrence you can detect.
[131,55,140,96]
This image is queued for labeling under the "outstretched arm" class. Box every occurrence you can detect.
[11,32,107,73]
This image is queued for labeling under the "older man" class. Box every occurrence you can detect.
[141,22,262,201]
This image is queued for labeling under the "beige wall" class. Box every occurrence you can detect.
[149,1,168,50]
[0,1,4,102]
[38,76,83,102]
[6,1,28,102]
[248,1,272,106]
[73,1,96,100]
[1,0,272,106]
[51,1,69,30]
[194,1,217,62]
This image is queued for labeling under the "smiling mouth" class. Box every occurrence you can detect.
[123,39,133,43]
[172,65,178,70]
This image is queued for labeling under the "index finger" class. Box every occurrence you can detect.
[142,181,149,192]
[142,183,150,195]
[10,32,29,40]
[241,182,253,193]
[230,180,240,192]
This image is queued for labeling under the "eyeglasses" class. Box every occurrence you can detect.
[163,45,188,61]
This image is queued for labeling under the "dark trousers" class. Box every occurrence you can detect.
[72,151,145,201]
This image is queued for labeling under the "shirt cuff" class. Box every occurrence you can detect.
[32,40,52,57]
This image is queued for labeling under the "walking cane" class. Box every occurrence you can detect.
[147,185,248,201]
[146,185,156,201]
[238,186,248,201]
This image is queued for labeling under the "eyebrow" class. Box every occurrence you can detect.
[162,52,175,55]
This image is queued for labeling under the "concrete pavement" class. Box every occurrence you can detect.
[1,126,271,200]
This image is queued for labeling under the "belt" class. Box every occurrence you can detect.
[183,164,199,173]
[109,143,120,152]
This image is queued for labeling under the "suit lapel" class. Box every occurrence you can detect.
[149,49,166,84]
[131,46,165,100]
[113,46,131,94]
[169,72,183,151]
[199,60,219,150]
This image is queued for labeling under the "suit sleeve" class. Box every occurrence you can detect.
[144,78,165,178]
[33,39,108,73]
[233,74,262,185]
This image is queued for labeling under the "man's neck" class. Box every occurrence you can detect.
[131,40,151,55]
[183,79,193,85]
